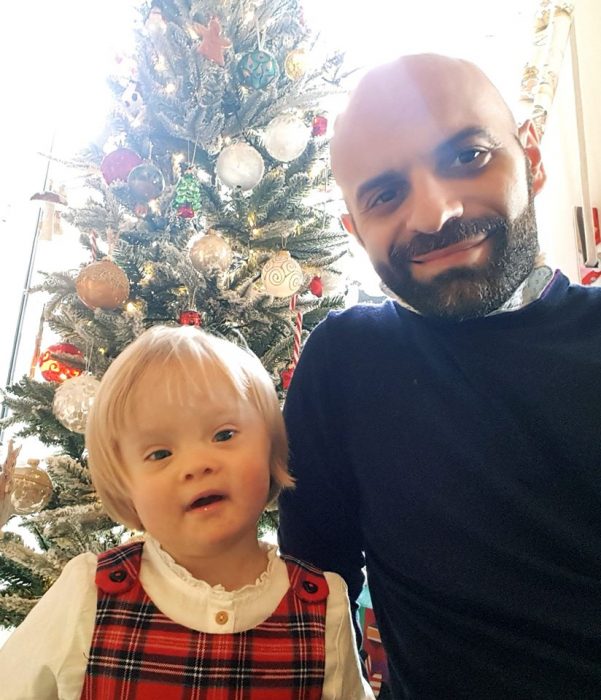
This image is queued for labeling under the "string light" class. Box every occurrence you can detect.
[148,200,161,215]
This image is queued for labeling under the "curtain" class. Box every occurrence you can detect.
[518,1,575,136]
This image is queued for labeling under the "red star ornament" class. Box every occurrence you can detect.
[193,18,232,66]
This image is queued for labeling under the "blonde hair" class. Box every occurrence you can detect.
[85,325,293,530]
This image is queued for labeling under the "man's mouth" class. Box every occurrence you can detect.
[187,493,225,511]
[409,234,489,264]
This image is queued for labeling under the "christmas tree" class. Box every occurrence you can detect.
[0,0,350,628]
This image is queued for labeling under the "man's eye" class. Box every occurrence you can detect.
[147,449,171,461]
[448,148,491,170]
[367,188,402,211]
[373,190,397,205]
[214,429,235,443]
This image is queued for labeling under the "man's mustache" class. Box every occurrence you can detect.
[391,216,507,263]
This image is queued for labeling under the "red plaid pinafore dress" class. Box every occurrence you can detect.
[80,541,328,699]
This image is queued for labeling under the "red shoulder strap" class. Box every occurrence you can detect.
[282,554,329,603]
[95,540,144,594]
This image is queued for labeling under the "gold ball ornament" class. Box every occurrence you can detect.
[76,259,130,310]
[261,251,303,297]
[11,459,53,515]
[284,48,309,80]
[189,231,233,272]
[53,374,101,434]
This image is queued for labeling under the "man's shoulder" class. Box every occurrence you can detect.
[322,299,400,332]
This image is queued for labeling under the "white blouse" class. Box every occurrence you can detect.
[0,537,374,699]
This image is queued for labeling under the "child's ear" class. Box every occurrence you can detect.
[518,119,546,195]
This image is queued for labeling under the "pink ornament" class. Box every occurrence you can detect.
[311,115,328,137]
[101,148,143,185]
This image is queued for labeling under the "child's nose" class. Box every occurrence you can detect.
[182,447,221,480]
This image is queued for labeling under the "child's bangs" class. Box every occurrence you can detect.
[166,357,244,408]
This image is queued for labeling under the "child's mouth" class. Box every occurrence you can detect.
[188,494,225,510]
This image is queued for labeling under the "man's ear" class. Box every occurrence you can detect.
[341,213,365,247]
[518,119,546,195]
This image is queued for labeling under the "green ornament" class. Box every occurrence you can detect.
[173,170,202,219]
[237,50,278,90]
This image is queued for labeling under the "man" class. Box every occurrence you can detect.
[278,54,601,699]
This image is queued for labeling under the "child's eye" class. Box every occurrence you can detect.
[147,449,172,461]
[214,429,235,443]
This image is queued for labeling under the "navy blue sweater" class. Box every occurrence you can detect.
[279,271,601,699]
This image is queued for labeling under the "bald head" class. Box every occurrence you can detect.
[331,54,517,194]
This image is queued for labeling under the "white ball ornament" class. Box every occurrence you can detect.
[261,251,303,297]
[215,142,264,191]
[189,230,233,273]
[263,114,310,162]
[53,374,101,434]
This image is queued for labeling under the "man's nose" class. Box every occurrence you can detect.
[404,170,464,234]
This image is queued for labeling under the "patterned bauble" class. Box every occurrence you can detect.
[127,163,165,201]
[76,259,130,310]
[52,374,100,434]
[263,114,310,162]
[100,148,143,184]
[179,310,202,327]
[173,170,202,218]
[237,50,278,90]
[11,459,53,515]
[189,231,232,273]
[39,343,83,383]
[261,251,303,297]
[215,142,264,191]
[284,48,308,80]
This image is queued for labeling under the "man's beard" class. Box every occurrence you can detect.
[375,199,539,321]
